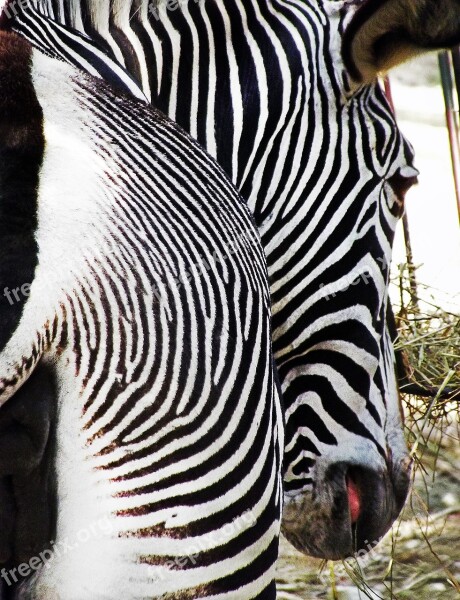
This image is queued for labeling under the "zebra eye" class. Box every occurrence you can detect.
[386,165,419,206]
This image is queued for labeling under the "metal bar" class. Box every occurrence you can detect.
[438,51,460,224]
[450,46,460,114]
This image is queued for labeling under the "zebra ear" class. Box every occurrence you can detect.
[342,0,460,84]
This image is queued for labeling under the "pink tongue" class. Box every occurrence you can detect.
[347,477,361,523]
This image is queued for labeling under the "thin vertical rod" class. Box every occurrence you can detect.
[383,77,419,307]
[439,51,460,224]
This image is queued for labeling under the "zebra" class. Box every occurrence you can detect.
[8,0,460,562]
[0,14,284,599]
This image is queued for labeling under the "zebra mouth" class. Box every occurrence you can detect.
[346,470,361,524]
[343,463,410,555]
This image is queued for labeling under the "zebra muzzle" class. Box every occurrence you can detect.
[281,458,411,560]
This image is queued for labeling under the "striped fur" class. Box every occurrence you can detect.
[11,0,424,559]
[6,0,457,564]
[0,24,283,599]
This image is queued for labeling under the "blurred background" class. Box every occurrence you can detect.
[390,53,460,312]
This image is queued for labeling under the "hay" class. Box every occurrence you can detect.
[392,262,460,414]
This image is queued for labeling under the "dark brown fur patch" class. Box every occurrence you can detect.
[343,0,460,84]
[0,30,55,583]
[0,30,45,353]
[0,30,43,149]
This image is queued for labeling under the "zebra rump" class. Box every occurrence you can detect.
[0,24,283,600]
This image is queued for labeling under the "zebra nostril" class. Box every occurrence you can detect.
[346,462,411,551]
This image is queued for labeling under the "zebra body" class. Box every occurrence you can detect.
[0,23,283,599]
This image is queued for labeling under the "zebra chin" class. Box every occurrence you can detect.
[280,459,412,560]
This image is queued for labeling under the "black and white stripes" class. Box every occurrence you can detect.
[0,20,283,598]
[25,0,417,558]
[5,0,457,570]
[2,1,146,100]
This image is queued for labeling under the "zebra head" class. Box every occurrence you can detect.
[278,0,459,559]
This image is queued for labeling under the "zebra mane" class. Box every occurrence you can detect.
[1,0,148,100]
